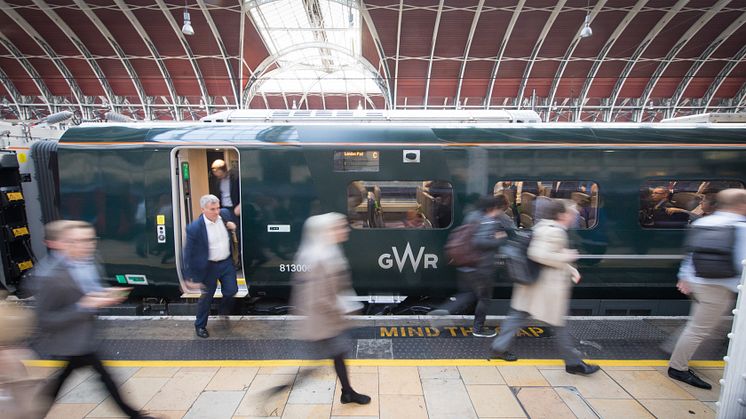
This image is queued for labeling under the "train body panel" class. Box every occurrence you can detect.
[51,123,746,302]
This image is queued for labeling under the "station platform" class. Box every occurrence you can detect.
[24,316,728,419]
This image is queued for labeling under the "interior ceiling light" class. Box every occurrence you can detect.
[580,1,592,38]
[182,4,194,36]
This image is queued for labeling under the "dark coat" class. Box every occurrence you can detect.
[210,170,240,210]
[31,255,100,356]
[465,211,514,281]
[182,208,234,283]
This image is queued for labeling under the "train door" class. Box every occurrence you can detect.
[171,147,248,299]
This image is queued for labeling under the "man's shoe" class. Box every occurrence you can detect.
[195,327,209,338]
[472,327,497,338]
[668,367,712,390]
[565,362,600,375]
[341,390,371,405]
[489,349,518,361]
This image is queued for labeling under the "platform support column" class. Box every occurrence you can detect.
[717,260,746,419]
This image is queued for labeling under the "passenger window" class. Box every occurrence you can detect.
[493,181,599,229]
[347,181,453,229]
[639,180,744,229]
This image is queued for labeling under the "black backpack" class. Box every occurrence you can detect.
[501,230,542,285]
[445,222,480,267]
[685,224,740,279]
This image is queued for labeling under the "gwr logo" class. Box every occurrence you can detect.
[378,242,438,272]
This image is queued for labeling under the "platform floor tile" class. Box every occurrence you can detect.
[637,399,715,419]
[539,368,630,399]
[143,369,215,411]
[497,366,550,387]
[380,394,428,419]
[553,387,598,419]
[234,373,294,417]
[465,384,525,418]
[206,367,259,391]
[378,366,423,395]
[605,369,696,400]
[421,378,478,419]
[656,366,721,402]
[331,373,379,417]
[183,391,244,419]
[281,404,333,419]
[458,366,505,385]
[45,403,97,419]
[87,377,169,417]
[585,399,655,419]
[514,387,576,419]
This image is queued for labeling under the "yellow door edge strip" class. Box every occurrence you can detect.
[23,359,725,368]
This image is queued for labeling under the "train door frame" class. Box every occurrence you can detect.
[170,146,246,298]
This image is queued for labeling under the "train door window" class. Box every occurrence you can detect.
[639,180,744,229]
[347,180,453,229]
[493,180,599,229]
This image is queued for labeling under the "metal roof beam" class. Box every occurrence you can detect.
[606,0,687,122]
[0,1,85,116]
[33,0,117,115]
[485,0,524,108]
[359,0,393,108]
[735,82,746,112]
[637,0,727,122]
[0,33,53,114]
[547,0,605,122]
[703,43,746,112]
[393,0,404,109]
[454,0,484,109]
[422,0,445,109]
[73,0,148,118]
[671,11,746,115]
[197,0,239,109]
[113,0,180,120]
[155,0,211,115]
[576,0,646,120]
[515,0,566,110]
[0,64,22,117]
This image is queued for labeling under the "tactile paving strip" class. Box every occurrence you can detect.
[34,319,728,361]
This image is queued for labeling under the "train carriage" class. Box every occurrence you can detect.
[30,110,746,315]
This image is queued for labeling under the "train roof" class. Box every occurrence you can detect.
[60,110,746,146]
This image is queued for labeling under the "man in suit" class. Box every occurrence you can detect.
[183,194,238,338]
[640,186,689,228]
[32,220,153,419]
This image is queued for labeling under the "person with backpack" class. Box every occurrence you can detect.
[490,199,600,375]
[433,195,514,337]
[667,188,746,389]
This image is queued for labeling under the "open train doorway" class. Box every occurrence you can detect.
[172,147,248,299]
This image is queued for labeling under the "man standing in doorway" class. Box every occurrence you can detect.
[210,159,240,216]
[183,194,238,338]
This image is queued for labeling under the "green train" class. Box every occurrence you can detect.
[30,110,746,315]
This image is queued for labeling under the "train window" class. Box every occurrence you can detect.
[347,180,453,229]
[639,180,744,229]
[334,151,380,172]
[493,181,599,229]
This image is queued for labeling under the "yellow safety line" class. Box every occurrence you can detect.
[23,359,725,368]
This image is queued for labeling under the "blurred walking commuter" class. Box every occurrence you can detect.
[433,195,514,337]
[290,213,371,405]
[31,220,154,419]
[668,189,746,389]
[491,199,600,375]
[0,291,39,419]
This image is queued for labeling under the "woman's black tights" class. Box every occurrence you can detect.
[333,354,352,393]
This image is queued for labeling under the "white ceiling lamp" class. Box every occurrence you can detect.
[580,1,592,38]
[182,2,194,36]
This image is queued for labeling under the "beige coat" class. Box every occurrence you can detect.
[510,219,579,326]
[290,254,352,341]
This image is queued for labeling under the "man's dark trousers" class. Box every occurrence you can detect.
[195,258,238,329]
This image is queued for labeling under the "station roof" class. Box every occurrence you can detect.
[0,0,745,122]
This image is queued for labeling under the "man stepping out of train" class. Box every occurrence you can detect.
[183,194,239,338]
